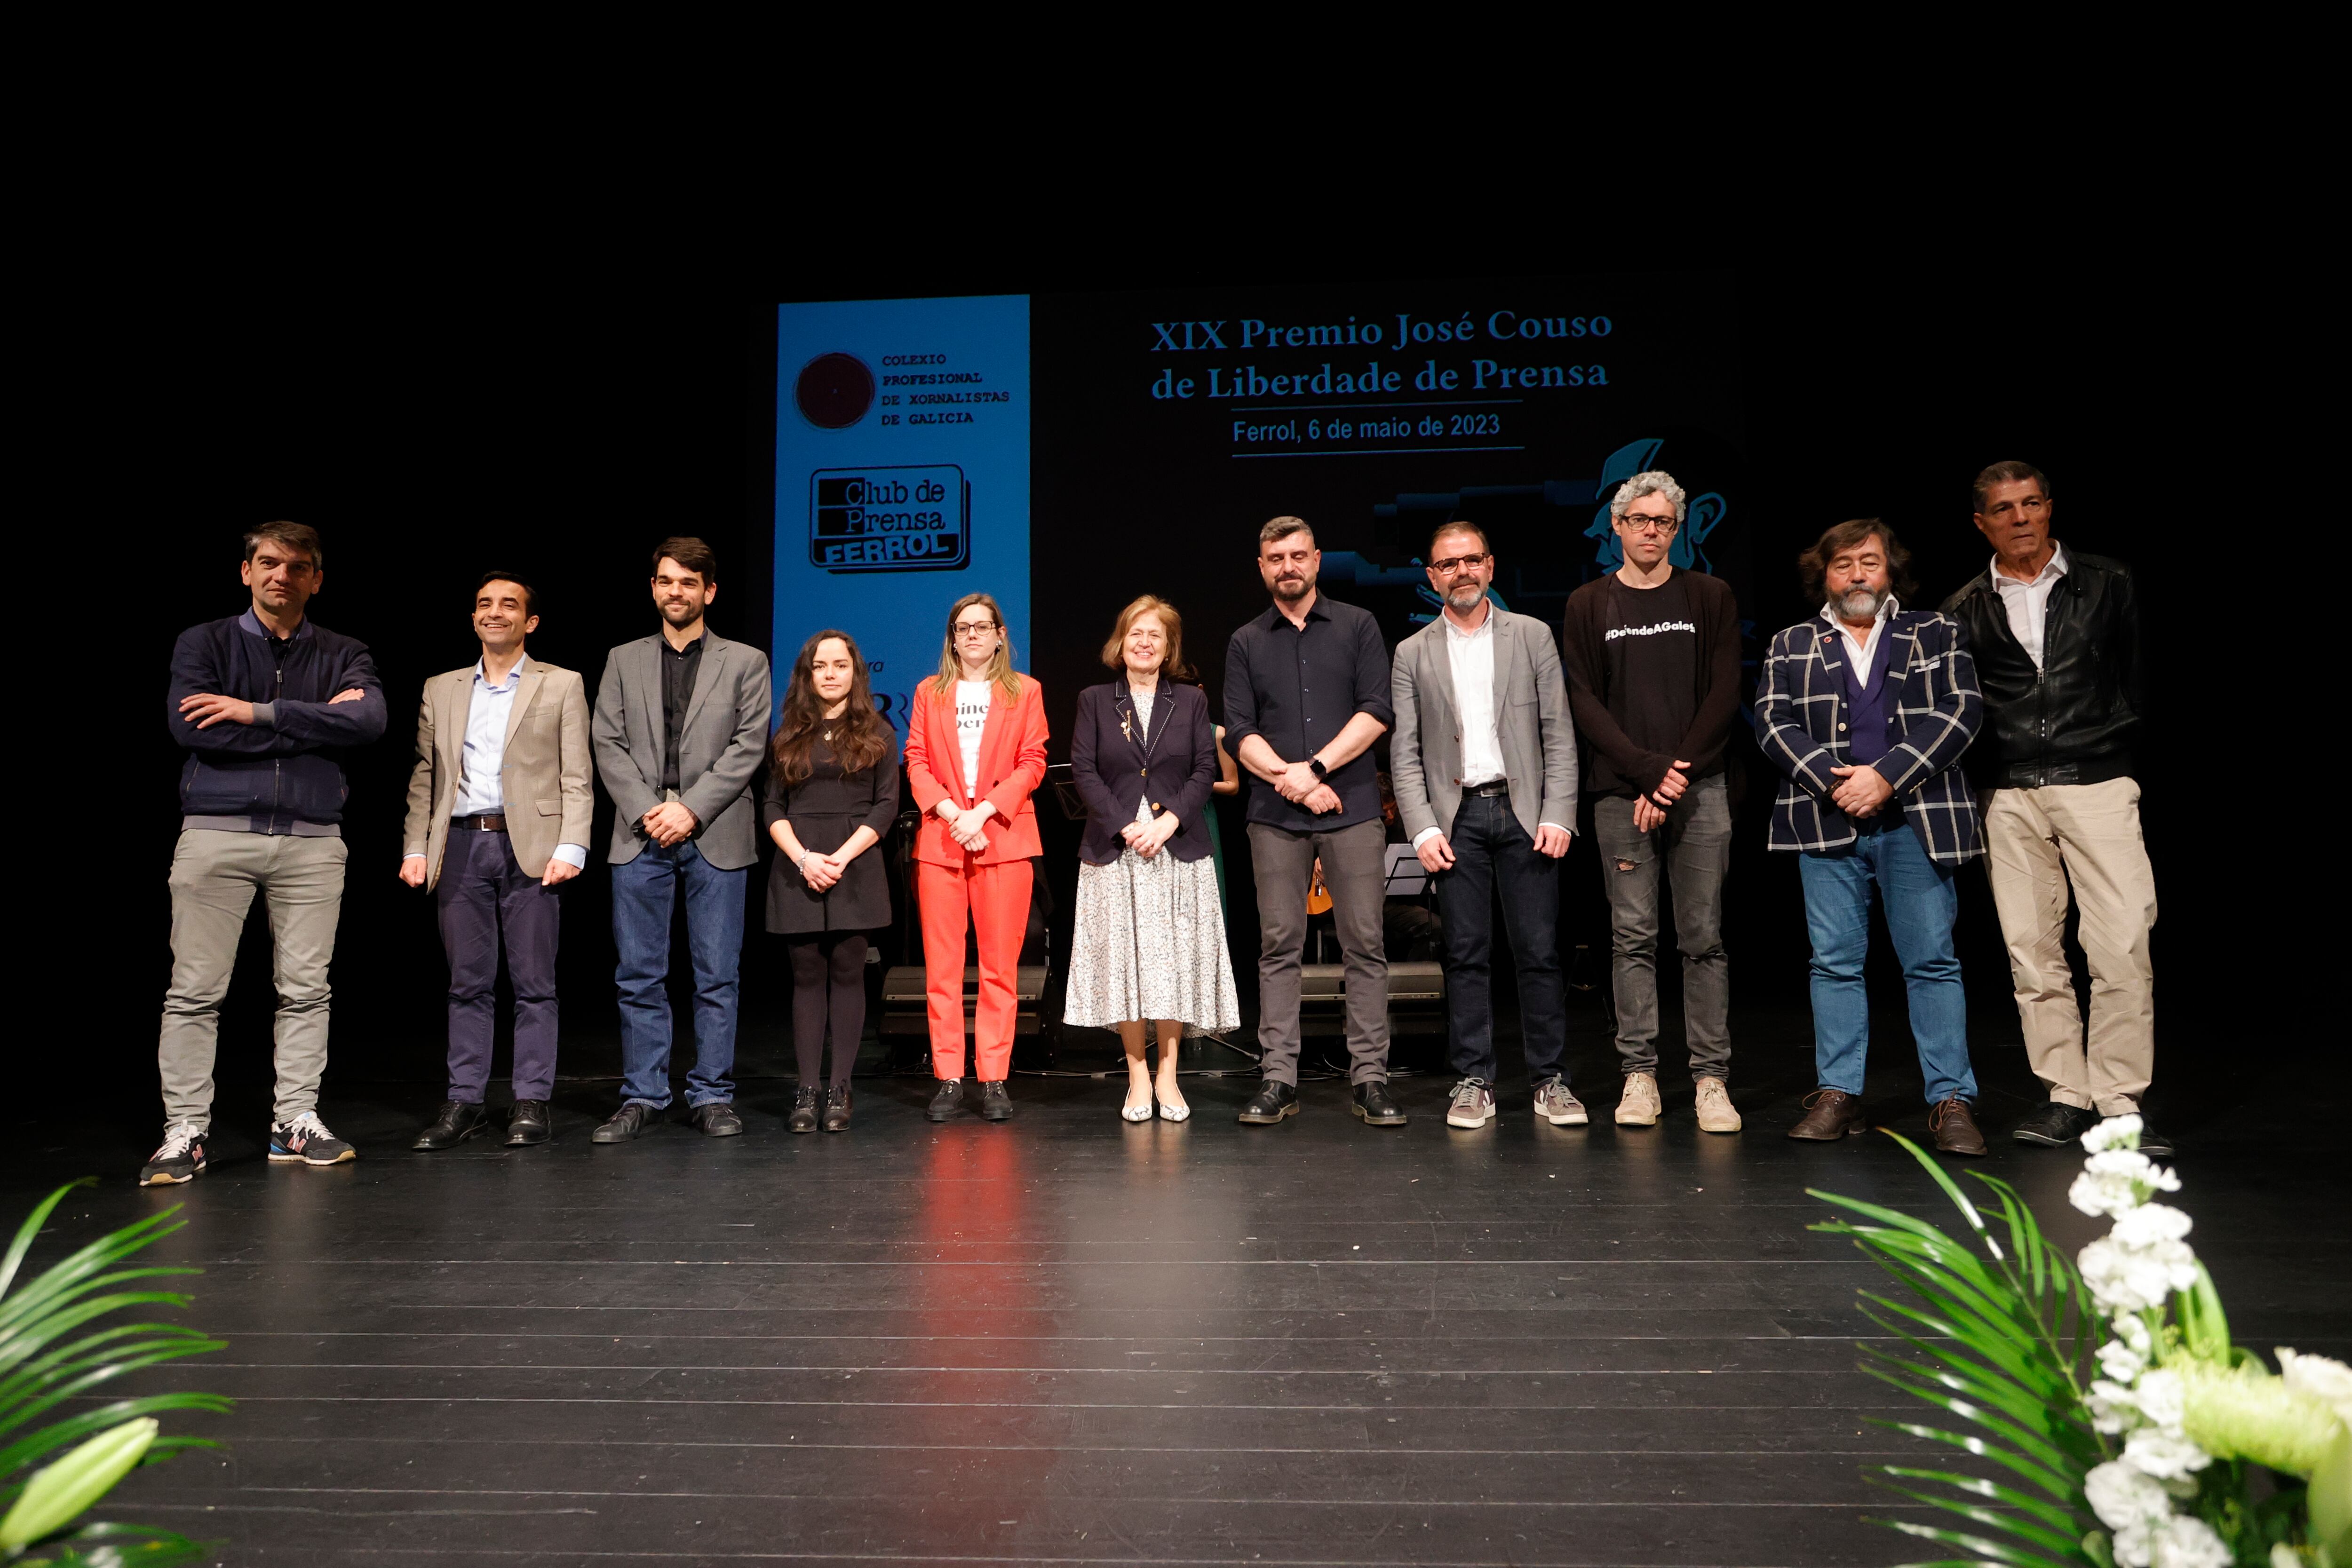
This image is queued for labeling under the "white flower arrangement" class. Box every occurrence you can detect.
[2070,1115,2352,1568]
[1811,1117,2348,1568]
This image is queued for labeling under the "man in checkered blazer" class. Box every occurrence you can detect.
[1754,519,1988,1156]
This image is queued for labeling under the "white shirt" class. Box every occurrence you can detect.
[1446,609,1507,788]
[405,656,587,870]
[1821,592,1898,683]
[955,680,991,796]
[1991,542,2068,671]
[1409,609,1570,849]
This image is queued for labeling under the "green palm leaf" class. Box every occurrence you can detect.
[0,1183,226,1560]
[1812,1133,2110,1567]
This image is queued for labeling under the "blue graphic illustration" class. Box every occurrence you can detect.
[1582,437,1727,575]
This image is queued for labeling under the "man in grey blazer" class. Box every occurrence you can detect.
[588,539,773,1141]
[401,572,593,1150]
[1390,519,1582,1131]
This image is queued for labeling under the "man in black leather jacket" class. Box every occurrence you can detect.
[1941,462,2167,1157]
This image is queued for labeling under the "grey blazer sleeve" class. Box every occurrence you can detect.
[591,644,659,827]
[1531,629,1579,830]
[679,647,772,831]
[1388,636,1438,843]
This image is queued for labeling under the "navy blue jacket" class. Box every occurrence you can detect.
[168,612,388,830]
[1070,681,1216,865]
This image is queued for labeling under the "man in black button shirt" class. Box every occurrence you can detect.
[1222,516,1403,1126]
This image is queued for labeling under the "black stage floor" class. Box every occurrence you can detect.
[8,1022,2345,1568]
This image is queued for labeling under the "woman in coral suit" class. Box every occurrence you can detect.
[903,591,1048,1124]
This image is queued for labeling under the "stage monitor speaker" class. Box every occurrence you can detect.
[878,965,1050,1038]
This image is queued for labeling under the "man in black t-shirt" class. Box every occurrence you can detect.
[1561,472,1745,1135]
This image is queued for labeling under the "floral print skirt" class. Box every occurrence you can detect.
[1063,815,1240,1034]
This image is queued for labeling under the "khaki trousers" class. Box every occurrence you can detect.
[1981,778,2156,1115]
[158,829,348,1130]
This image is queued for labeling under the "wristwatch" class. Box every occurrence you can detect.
[1308,757,1329,779]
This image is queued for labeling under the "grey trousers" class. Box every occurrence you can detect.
[158,829,347,1130]
[1590,773,1732,1081]
[1248,817,1390,1085]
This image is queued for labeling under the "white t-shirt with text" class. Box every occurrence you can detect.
[956,680,990,797]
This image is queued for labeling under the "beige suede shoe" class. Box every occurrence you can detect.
[1694,1076,1743,1133]
[1614,1071,1661,1126]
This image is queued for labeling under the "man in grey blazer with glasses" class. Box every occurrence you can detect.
[1390,518,1581,1132]
[588,538,773,1143]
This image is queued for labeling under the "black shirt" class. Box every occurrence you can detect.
[660,633,705,792]
[1590,574,1703,798]
[1222,594,1395,831]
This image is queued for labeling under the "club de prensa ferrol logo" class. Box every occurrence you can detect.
[808,466,970,572]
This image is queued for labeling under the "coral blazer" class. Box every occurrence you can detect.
[904,673,1048,867]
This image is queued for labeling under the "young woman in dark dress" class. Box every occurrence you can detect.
[763,631,899,1132]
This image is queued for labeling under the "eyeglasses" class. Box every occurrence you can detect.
[1428,553,1489,577]
[952,620,998,637]
[1621,513,1680,535]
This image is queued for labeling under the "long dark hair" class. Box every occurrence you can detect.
[770,629,891,784]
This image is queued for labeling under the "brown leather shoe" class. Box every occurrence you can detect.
[1929,1096,1987,1157]
[1788,1088,1867,1140]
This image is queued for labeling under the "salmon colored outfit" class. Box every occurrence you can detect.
[903,674,1049,1082]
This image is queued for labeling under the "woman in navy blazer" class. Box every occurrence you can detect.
[1061,596,1240,1121]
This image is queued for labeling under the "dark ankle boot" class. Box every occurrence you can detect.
[821,1084,852,1132]
[787,1085,820,1134]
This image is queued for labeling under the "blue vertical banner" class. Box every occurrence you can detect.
[772,295,1031,736]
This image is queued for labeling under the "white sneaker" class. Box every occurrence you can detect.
[1533,1077,1588,1126]
[1695,1076,1742,1133]
[1615,1071,1661,1127]
[1445,1078,1497,1128]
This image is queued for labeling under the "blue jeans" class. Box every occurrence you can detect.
[612,840,745,1109]
[1798,817,1978,1106]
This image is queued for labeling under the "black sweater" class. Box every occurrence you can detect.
[167,612,387,830]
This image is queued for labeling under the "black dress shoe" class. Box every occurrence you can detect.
[691,1102,744,1137]
[2129,1115,2174,1159]
[787,1085,820,1134]
[821,1084,852,1133]
[591,1103,654,1144]
[1352,1080,1406,1126]
[2012,1100,2101,1147]
[977,1080,1013,1122]
[928,1079,965,1122]
[505,1100,551,1146]
[413,1101,490,1151]
[1238,1080,1298,1124]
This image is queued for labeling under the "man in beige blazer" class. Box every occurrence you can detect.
[399,573,594,1150]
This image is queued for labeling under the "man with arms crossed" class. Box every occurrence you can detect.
[1561,471,1745,1133]
[1224,516,1402,1127]
[1940,463,2165,1155]
[589,539,773,1142]
[147,522,386,1184]
[1391,519,1582,1130]
[400,573,593,1150]
[1756,521,1988,1155]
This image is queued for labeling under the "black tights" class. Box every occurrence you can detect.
[787,932,867,1089]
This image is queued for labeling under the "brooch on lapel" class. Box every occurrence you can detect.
[1119,712,1134,744]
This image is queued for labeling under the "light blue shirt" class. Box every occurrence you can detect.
[406,655,587,870]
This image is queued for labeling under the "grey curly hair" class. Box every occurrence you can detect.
[1609,471,1687,525]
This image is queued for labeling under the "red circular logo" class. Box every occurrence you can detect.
[795,353,875,429]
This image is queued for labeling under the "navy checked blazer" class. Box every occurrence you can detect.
[1753,609,1985,865]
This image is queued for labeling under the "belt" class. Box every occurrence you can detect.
[1462,780,1510,798]
[453,814,508,832]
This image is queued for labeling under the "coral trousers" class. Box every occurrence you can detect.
[918,857,1031,1082]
